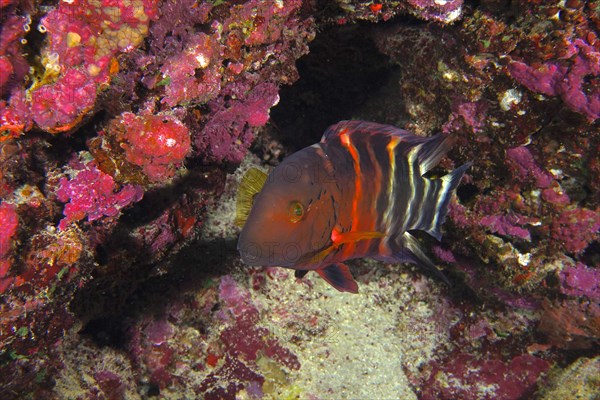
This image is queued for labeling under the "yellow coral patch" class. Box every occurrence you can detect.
[87,64,101,77]
[67,32,81,47]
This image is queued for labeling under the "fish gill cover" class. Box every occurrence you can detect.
[0,0,599,399]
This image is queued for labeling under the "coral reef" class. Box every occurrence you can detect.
[89,112,191,184]
[0,0,313,396]
[56,154,144,229]
[313,0,464,25]
[0,0,599,398]
[373,0,599,336]
[2,0,159,137]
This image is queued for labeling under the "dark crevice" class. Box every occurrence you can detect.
[268,23,397,152]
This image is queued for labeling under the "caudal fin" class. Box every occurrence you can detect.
[424,162,472,240]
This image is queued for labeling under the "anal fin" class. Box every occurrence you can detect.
[316,263,359,293]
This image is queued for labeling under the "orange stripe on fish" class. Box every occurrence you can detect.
[339,128,363,258]
[339,129,361,230]
[379,136,400,255]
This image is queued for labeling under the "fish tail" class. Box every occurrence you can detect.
[423,162,472,240]
[415,133,453,175]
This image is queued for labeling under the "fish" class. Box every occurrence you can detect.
[236,120,471,293]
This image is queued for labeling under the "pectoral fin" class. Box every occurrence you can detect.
[316,263,359,293]
[331,228,385,246]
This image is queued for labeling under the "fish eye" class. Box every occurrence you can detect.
[288,201,304,223]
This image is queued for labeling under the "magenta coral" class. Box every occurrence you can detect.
[508,39,600,121]
[30,69,97,132]
[479,214,532,241]
[159,33,221,107]
[506,146,554,188]
[0,201,18,293]
[0,201,18,259]
[506,146,570,205]
[559,263,600,301]
[196,82,280,163]
[56,157,143,230]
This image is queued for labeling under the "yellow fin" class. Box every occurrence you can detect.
[235,167,268,227]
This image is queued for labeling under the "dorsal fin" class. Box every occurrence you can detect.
[235,167,268,227]
[321,121,452,175]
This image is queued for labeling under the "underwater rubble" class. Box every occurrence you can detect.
[1,0,599,399]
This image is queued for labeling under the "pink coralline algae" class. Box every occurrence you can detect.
[420,352,550,400]
[0,13,30,140]
[509,39,600,121]
[29,69,97,132]
[196,82,280,163]
[56,157,143,230]
[217,275,300,370]
[549,208,600,254]
[316,0,463,24]
[2,0,599,398]
[506,146,570,205]
[478,214,532,241]
[0,14,28,97]
[159,33,221,107]
[0,202,18,259]
[127,275,299,398]
[559,263,600,301]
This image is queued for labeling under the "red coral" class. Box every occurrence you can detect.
[92,112,192,184]
[56,157,143,230]
[538,299,600,349]
[0,14,28,95]
[116,113,191,182]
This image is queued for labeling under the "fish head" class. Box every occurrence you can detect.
[238,146,336,268]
